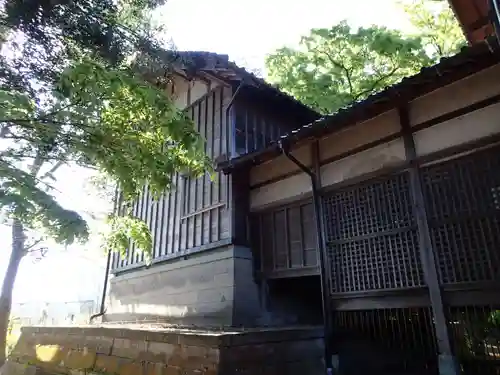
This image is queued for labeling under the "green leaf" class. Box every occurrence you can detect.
[266,21,430,114]
[104,214,153,264]
[0,0,212,261]
[265,2,465,115]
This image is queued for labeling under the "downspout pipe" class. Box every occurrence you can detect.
[90,185,119,324]
[89,248,112,323]
[226,82,244,115]
[278,139,334,375]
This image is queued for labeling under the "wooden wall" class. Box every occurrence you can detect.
[251,200,318,278]
[111,76,233,272]
[110,74,316,272]
[229,88,319,247]
[248,62,500,279]
[249,63,500,211]
[232,88,317,156]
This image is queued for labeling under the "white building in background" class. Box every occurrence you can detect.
[10,250,106,326]
[11,300,98,326]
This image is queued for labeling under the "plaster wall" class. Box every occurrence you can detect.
[250,63,500,210]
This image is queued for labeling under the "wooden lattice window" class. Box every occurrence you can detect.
[421,145,500,285]
[253,201,317,274]
[323,172,424,293]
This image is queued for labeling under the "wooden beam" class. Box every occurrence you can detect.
[398,105,457,373]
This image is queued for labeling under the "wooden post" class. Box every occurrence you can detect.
[398,105,459,375]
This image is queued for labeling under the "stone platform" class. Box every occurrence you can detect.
[2,325,324,375]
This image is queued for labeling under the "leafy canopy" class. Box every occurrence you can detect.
[265,0,466,114]
[399,0,466,59]
[0,0,212,258]
[266,22,429,114]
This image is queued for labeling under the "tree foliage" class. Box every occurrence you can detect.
[1,0,211,254]
[399,0,466,59]
[266,22,430,114]
[0,0,212,362]
[265,0,466,114]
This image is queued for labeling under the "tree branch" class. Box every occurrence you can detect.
[0,158,61,194]
[40,160,66,181]
[0,117,98,128]
[23,238,44,252]
[316,48,354,96]
[0,151,83,166]
[38,102,77,121]
[352,65,400,103]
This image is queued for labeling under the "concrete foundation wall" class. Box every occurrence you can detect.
[4,325,324,375]
[107,245,261,327]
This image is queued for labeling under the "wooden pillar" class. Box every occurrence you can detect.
[311,141,337,373]
[398,105,459,375]
[258,215,269,313]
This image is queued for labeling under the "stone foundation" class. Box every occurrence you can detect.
[2,325,324,375]
[107,245,261,327]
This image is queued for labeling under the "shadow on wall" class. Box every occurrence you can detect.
[11,300,98,327]
[106,246,264,328]
[106,270,236,327]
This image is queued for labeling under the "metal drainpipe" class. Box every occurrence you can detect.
[90,81,246,325]
[491,0,500,41]
[89,185,119,324]
[226,82,244,114]
[89,248,112,323]
[279,139,334,375]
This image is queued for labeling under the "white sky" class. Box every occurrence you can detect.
[1,0,414,304]
[161,0,413,72]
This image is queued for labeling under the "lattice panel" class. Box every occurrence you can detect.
[324,173,414,241]
[446,305,500,375]
[334,308,438,374]
[421,146,500,284]
[330,230,423,292]
[323,173,424,293]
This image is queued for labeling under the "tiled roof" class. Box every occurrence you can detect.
[173,51,320,117]
[219,36,500,173]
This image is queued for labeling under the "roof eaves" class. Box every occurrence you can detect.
[219,37,500,173]
[225,61,319,116]
[173,51,319,117]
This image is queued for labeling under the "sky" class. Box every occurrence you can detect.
[0,165,110,305]
[160,0,413,73]
[1,0,414,306]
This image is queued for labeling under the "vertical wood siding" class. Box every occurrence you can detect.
[111,84,232,272]
[251,200,318,276]
[233,102,281,155]
[233,99,306,155]
[230,94,316,248]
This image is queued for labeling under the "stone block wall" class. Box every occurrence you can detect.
[107,245,261,327]
[219,328,325,375]
[3,325,324,375]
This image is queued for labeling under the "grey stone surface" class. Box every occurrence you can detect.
[6,325,324,375]
[232,247,262,327]
[106,244,263,327]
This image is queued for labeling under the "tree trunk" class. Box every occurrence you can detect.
[0,219,25,366]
